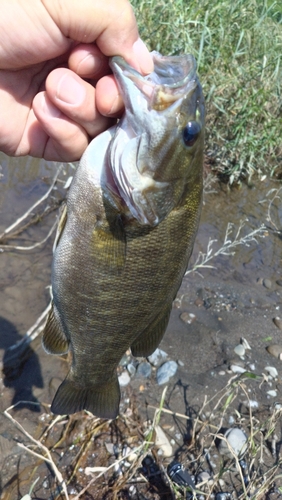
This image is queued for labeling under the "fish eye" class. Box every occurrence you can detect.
[183,121,201,147]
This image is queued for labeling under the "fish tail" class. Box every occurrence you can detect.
[51,374,120,419]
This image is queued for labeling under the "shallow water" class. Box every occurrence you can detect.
[0,153,282,497]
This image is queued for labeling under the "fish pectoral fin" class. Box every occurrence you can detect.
[92,216,126,271]
[131,305,172,357]
[51,374,120,419]
[42,304,69,355]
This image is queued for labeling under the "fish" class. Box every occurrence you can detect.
[42,51,205,419]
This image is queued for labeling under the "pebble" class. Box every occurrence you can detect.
[180,312,196,324]
[156,360,178,385]
[273,317,282,330]
[265,366,278,379]
[215,493,232,500]
[276,279,282,287]
[154,425,173,457]
[241,337,251,350]
[196,471,211,483]
[234,344,245,357]
[105,442,115,454]
[147,348,168,367]
[119,353,131,366]
[267,390,277,397]
[136,361,152,378]
[263,278,272,289]
[127,363,136,376]
[118,370,131,387]
[194,298,204,307]
[267,344,282,359]
[230,364,246,374]
[218,427,247,459]
[244,399,259,409]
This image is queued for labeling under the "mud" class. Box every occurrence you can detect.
[0,154,282,499]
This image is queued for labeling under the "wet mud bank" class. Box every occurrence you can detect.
[0,155,282,498]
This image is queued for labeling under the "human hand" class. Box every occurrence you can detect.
[0,0,153,161]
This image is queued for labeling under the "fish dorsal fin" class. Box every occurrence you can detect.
[131,305,172,357]
[42,304,69,355]
[51,374,120,419]
[91,215,126,272]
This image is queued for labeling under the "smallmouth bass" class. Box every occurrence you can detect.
[43,52,205,418]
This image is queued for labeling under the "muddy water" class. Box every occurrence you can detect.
[0,153,282,497]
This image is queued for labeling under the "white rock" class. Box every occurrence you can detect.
[267,390,277,397]
[244,399,259,409]
[241,337,251,350]
[234,344,245,356]
[118,370,131,386]
[218,428,248,459]
[264,366,278,379]
[154,425,173,457]
[230,364,246,374]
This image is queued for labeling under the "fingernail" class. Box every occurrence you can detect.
[42,94,62,118]
[132,38,154,75]
[108,93,123,115]
[76,53,105,77]
[56,73,86,105]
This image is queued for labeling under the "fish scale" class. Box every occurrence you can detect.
[43,51,205,418]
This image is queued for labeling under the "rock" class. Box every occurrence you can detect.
[127,363,136,376]
[264,366,278,379]
[276,279,282,287]
[147,348,168,367]
[156,360,178,385]
[230,364,246,374]
[243,399,259,409]
[180,312,195,324]
[154,425,173,457]
[218,428,247,459]
[263,278,272,289]
[119,353,131,366]
[234,344,245,357]
[196,471,211,484]
[215,494,232,500]
[194,298,204,307]
[118,370,131,387]
[267,390,277,397]
[241,337,251,350]
[266,344,282,359]
[105,442,115,454]
[136,361,152,378]
[273,317,282,330]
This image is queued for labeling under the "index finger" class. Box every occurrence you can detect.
[43,0,153,74]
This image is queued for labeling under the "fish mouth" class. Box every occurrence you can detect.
[110,51,197,111]
[108,52,203,226]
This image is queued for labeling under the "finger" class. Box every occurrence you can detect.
[43,0,154,74]
[44,67,112,137]
[95,75,124,117]
[68,44,110,79]
[32,92,90,161]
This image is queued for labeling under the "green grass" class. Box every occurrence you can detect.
[131,0,282,183]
